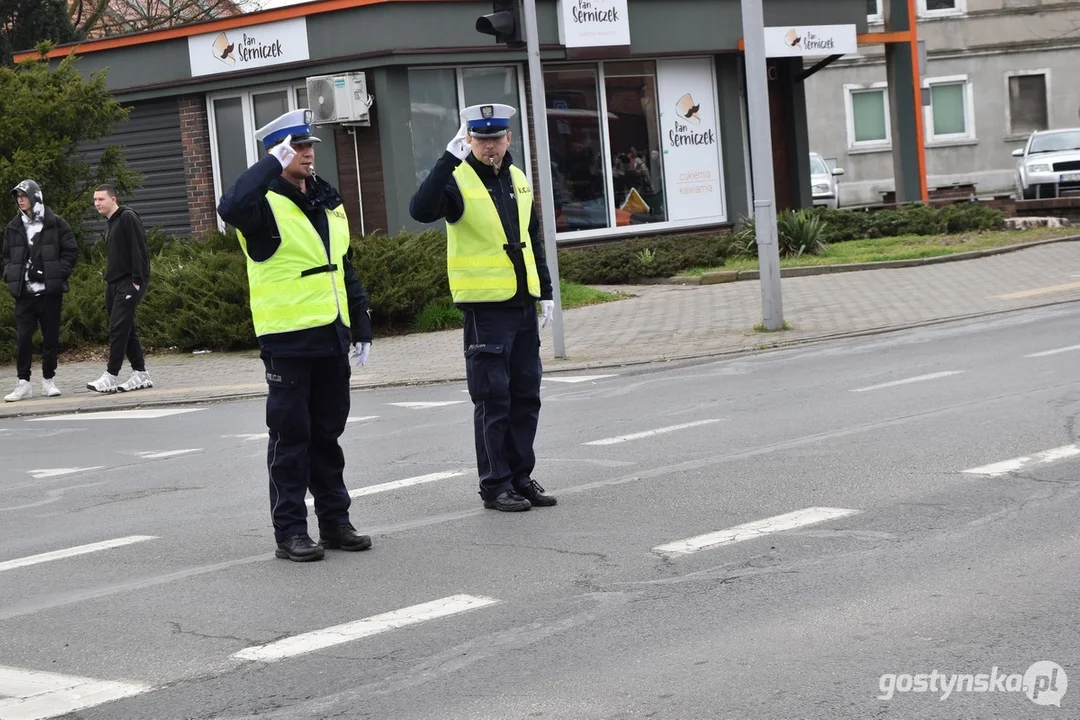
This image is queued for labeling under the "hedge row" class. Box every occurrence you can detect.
[0,202,1011,362]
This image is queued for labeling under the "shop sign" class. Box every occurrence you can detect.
[657,58,726,222]
[557,0,631,48]
[188,17,309,77]
[762,24,858,58]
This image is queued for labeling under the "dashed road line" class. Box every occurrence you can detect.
[0,536,158,574]
[25,468,103,480]
[544,374,619,384]
[1024,344,1080,358]
[962,444,1080,477]
[306,470,467,505]
[232,594,500,662]
[135,449,201,459]
[387,402,467,409]
[27,409,203,422]
[850,371,963,393]
[653,507,861,556]
[582,419,724,446]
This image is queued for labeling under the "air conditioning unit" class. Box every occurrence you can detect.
[306,72,373,126]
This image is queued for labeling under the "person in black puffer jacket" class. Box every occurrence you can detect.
[2,180,78,402]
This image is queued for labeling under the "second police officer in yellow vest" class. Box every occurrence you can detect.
[217,109,375,562]
[410,103,558,512]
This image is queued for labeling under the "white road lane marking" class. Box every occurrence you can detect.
[0,536,158,574]
[387,401,467,409]
[346,415,379,423]
[232,594,500,662]
[223,434,265,441]
[306,471,467,506]
[544,374,619,384]
[0,665,151,720]
[1024,344,1080,358]
[25,468,103,480]
[582,419,724,446]
[850,371,963,393]
[653,507,860,555]
[27,409,202,422]
[135,449,201,459]
[963,444,1080,476]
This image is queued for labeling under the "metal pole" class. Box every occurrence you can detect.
[521,0,567,358]
[740,0,784,329]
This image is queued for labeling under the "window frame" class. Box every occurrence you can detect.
[1004,69,1050,140]
[922,74,976,145]
[844,82,892,153]
[867,0,883,24]
[206,82,309,230]
[543,55,728,243]
[917,0,966,18]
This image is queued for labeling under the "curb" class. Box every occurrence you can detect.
[5,295,1080,421]
[667,234,1080,285]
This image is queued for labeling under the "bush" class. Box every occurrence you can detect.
[556,233,728,284]
[808,203,1005,243]
[350,229,449,331]
[731,208,828,258]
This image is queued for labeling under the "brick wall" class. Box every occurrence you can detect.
[179,95,218,236]
[334,110,388,236]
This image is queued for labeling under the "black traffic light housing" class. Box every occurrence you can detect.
[476,0,525,48]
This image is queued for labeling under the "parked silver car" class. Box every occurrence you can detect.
[810,152,844,209]
[1013,128,1080,200]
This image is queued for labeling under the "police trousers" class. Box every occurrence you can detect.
[262,353,352,542]
[462,304,542,501]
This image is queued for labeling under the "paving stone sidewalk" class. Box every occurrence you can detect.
[3,241,1080,419]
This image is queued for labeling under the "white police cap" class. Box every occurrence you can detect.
[255,108,321,148]
[461,103,516,138]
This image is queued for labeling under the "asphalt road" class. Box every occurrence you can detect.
[2,303,1080,719]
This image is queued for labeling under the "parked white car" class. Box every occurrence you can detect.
[1013,128,1080,200]
[810,152,844,210]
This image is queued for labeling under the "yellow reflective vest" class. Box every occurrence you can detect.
[446,161,541,303]
[237,190,352,338]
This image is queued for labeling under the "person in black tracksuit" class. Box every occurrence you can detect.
[217,109,374,562]
[2,180,78,402]
[87,185,153,394]
[409,103,558,512]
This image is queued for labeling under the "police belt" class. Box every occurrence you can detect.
[503,241,525,254]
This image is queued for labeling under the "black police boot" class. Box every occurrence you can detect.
[518,480,557,507]
[275,534,325,562]
[483,490,532,512]
[319,523,372,551]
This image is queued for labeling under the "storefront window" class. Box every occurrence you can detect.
[603,61,666,226]
[545,65,609,232]
[253,90,290,147]
[212,97,249,193]
[409,68,459,184]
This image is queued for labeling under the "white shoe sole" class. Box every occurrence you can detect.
[117,382,152,393]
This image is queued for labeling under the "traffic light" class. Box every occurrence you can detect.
[476,0,525,48]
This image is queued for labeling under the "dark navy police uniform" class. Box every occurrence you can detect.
[410,141,558,511]
[218,119,373,560]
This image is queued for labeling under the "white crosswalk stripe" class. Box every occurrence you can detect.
[0,665,150,720]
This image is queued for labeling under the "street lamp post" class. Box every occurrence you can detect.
[740,0,784,330]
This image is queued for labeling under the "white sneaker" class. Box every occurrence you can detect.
[86,372,120,393]
[118,370,153,392]
[4,380,31,402]
[41,379,61,397]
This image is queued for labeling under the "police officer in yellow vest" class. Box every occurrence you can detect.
[410,103,558,512]
[217,109,374,562]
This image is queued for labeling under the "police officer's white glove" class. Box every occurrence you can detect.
[270,134,297,169]
[540,300,555,329]
[350,342,371,367]
[446,122,470,161]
